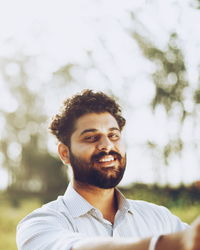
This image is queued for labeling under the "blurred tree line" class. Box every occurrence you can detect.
[120,182,200,208]
[133,33,187,162]
[1,2,200,204]
[0,56,68,204]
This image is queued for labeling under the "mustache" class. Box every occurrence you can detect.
[91,151,122,162]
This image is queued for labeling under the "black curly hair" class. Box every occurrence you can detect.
[49,89,126,146]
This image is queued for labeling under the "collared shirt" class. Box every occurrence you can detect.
[16,183,188,250]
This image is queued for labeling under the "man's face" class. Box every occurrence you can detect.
[68,112,126,189]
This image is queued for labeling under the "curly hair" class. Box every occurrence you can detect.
[49,89,126,146]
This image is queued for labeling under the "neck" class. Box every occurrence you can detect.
[72,180,118,223]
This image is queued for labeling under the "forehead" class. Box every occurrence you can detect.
[73,112,119,134]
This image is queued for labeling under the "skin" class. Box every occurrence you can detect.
[58,112,200,250]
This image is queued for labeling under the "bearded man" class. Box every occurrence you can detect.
[16,90,200,250]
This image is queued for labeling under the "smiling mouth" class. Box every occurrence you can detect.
[94,155,118,168]
[92,151,121,168]
[98,155,115,162]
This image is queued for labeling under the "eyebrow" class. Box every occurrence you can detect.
[80,127,120,136]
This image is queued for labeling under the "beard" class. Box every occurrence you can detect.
[68,149,126,189]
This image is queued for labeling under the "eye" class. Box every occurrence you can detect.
[83,135,99,142]
[109,133,120,141]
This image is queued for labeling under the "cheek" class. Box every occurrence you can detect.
[116,141,126,156]
[71,142,95,158]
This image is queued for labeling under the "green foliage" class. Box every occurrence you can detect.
[192,0,200,9]
[53,64,74,82]
[194,89,200,103]
[0,55,69,201]
[163,139,183,165]
[133,32,188,113]
[170,205,200,224]
[120,183,200,208]
[0,197,42,250]
[132,31,196,166]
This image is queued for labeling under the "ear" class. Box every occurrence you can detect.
[58,143,70,165]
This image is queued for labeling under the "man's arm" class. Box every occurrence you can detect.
[72,237,151,250]
[157,217,200,250]
[73,217,200,250]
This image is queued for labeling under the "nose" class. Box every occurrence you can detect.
[96,136,113,153]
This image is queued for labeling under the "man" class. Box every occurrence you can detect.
[17,89,200,250]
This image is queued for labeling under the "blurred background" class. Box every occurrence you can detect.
[0,0,200,249]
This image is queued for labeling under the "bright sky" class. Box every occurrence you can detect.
[0,0,200,189]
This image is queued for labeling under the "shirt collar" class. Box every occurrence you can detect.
[63,183,134,218]
[63,183,94,218]
[115,188,134,214]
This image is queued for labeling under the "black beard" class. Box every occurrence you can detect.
[69,150,126,189]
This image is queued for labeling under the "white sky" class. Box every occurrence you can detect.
[0,0,200,189]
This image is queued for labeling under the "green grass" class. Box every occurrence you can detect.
[170,204,200,224]
[0,197,199,250]
[0,198,42,250]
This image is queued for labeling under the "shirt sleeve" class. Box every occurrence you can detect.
[161,205,189,232]
[16,208,85,250]
[145,201,189,233]
[130,200,189,236]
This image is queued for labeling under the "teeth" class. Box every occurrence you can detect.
[98,155,114,162]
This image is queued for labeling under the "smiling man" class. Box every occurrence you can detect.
[16,90,200,250]
[63,112,126,189]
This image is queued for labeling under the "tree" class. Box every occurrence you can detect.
[133,29,200,184]
[0,54,68,202]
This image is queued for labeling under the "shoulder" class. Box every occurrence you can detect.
[17,195,74,231]
[128,199,173,222]
[16,195,76,249]
[16,195,86,250]
[127,199,189,233]
[128,199,170,214]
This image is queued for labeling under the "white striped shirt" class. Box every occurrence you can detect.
[16,183,188,250]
